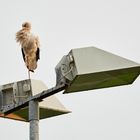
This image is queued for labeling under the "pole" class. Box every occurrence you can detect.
[29,100,39,140]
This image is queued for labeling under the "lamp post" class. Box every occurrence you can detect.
[0,46,140,140]
[29,100,39,140]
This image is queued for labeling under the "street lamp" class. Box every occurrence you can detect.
[0,46,140,140]
[55,47,140,93]
[0,79,69,121]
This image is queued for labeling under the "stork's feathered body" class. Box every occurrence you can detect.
[16,22,40,72]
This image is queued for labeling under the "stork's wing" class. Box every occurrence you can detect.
[21,48,25,62]
[35,36,40,61]
[36,48,40,61]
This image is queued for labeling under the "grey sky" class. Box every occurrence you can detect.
[0,0,140,140]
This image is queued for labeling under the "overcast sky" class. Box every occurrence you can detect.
[0,0,140,140]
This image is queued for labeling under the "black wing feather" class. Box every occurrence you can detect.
[36,48,40,61]
[21,48,25,62]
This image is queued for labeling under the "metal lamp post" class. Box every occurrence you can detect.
[29,100,39,140]
[0,46,140,140]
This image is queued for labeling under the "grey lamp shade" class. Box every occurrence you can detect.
[55,47,140,93]
[0,79,70,122]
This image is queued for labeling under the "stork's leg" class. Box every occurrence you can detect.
[28,69,31,80]
[28,70,33,96]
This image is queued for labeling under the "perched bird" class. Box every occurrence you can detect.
[16,22,40,72]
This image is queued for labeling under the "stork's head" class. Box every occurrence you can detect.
[22,22,31,29]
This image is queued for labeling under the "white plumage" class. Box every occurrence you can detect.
[16,22,40,72]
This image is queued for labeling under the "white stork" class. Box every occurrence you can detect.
[16,22,40,73]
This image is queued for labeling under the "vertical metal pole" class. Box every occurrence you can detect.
[29,100,39,140]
